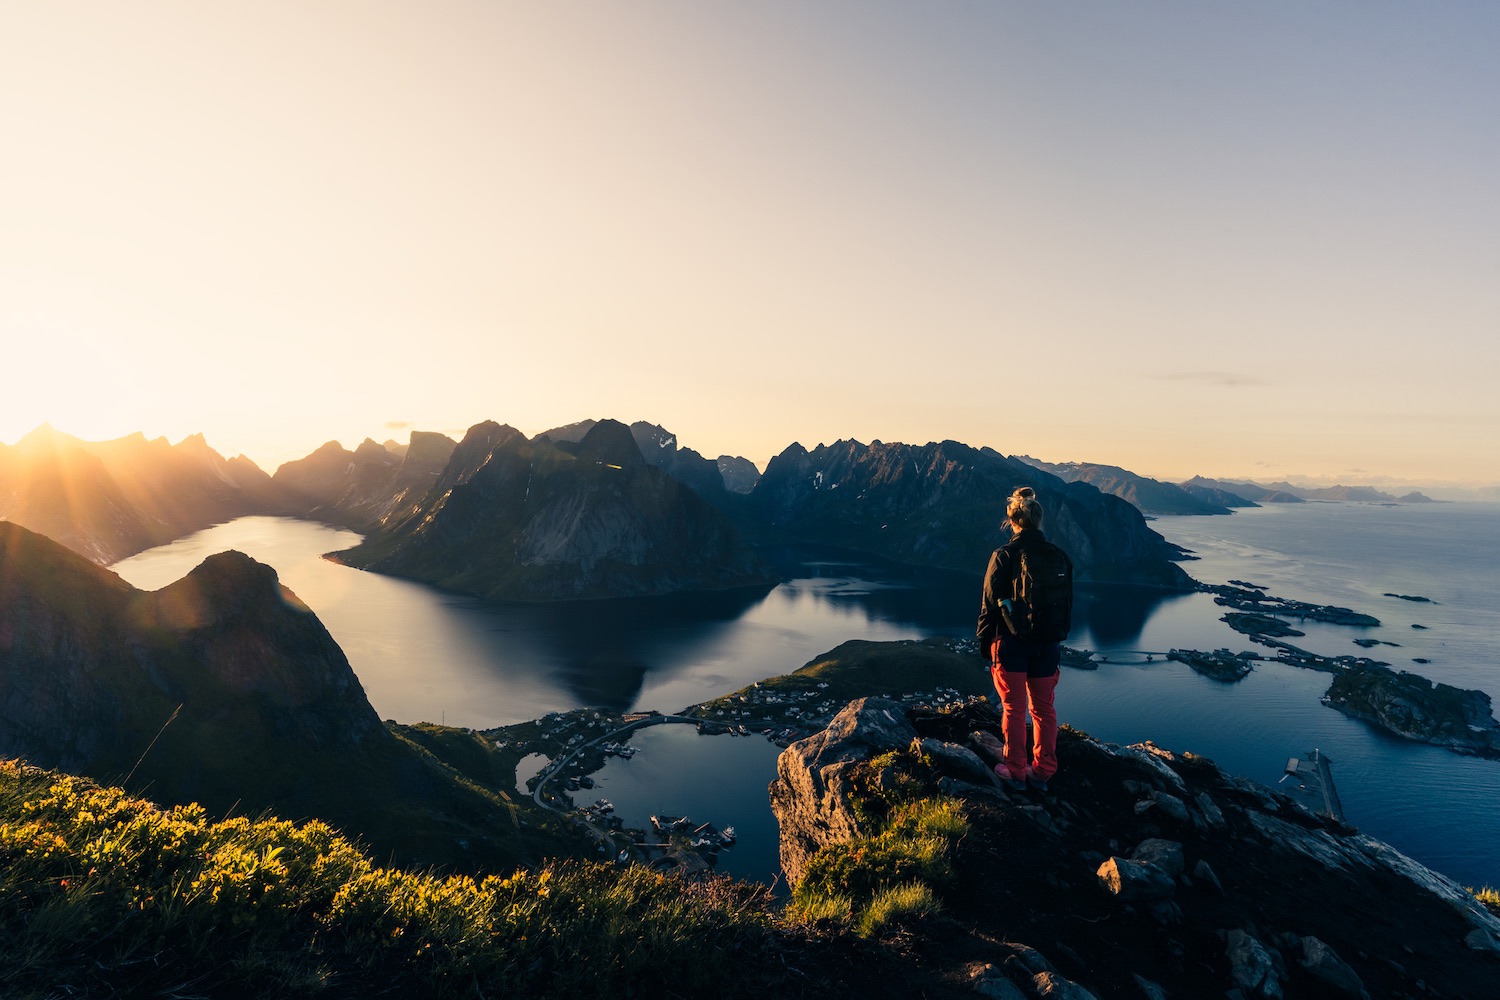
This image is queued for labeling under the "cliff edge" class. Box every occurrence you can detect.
[771,697,1500,999]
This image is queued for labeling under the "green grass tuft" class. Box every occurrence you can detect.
[857,882,940,938]
[788,748,967,937]
[1469,885,1500,916]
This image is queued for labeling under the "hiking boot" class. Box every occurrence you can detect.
[993,764,1026,792]
[1027,775,1050,792]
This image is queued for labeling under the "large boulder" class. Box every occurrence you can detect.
[768,697,916,883]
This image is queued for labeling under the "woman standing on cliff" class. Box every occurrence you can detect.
[977,486,1071,792]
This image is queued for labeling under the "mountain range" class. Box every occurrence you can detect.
[0,424,280,562]
[1017,457,1240,515]
[3,418,1452,601]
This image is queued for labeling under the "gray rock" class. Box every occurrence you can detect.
[1243,810,1366,872]
[999,942,1056,976]
[1147,899,1183,924]
[1225,928,1283,1000]
[971,965,1027,1000]
[1096,856,1176,901]
[1227,774,1283,813]
[1121,742,1189,793]
[1131,974,1167,1000]
[1193,858,1224,895]
[769,697,915,884]
[1194,791,1228,831]
[1298,936,1370,998]
[918,736,994,784]
[1017,803,1063,836]
[936,776,1007,802]
[970,729,1006,764]
[1131,838,1186,878]
[1032,971,1100,1000]
[1465,927,1500,952]
[1135,790,1190,824]
[1151,791,1191,823]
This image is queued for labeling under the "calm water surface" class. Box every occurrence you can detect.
[112,507,1500,889]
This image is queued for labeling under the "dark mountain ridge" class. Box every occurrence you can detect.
[744,438,1192,588]
[0,520,548,870]
[332,419,776,601]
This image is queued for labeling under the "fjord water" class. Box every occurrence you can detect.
[111,505,1500,889]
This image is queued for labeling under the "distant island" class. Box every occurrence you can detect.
[1016,458,1443,518]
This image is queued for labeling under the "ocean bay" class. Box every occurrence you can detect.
[111,505,1500,889]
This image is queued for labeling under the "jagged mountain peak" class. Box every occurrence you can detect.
[574,418,647,469]
[352,438,398,464]
[445,421,526,479]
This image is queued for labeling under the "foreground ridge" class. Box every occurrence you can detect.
[771,696,1500,999]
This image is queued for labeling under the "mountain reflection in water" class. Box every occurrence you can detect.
[112,519,1184,726]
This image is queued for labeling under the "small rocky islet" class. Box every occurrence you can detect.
[1155,583,1500,757]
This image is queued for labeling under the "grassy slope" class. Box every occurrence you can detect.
[0,759,786,1000]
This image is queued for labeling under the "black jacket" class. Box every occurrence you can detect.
[977,527,1053,646]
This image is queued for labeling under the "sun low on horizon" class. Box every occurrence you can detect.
[4,2,1497,489]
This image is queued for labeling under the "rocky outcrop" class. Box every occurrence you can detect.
[333,420,776,601]
[769,697,918,880]
[746,439,1192,588]
[770,696,1500,999]
[0,424,280,563]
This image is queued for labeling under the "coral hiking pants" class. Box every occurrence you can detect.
[991,667,1059,781]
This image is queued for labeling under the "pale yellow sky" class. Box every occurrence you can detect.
[3,2,1497,486]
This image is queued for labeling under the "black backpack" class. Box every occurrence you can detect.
[1004,541,1074,642]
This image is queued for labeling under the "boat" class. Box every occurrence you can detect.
[650,814,693,834]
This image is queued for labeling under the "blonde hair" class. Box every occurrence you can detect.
[1006,486,1043,532]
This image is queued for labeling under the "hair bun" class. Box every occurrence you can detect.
[1012,487,1035,500]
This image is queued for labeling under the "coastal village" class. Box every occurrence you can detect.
[483,664,978,873]
[479,577,1500,874]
